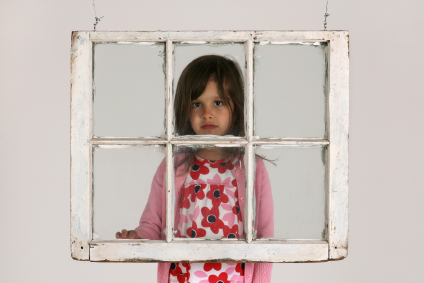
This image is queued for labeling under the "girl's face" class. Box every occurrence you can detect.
[189,80,232,136]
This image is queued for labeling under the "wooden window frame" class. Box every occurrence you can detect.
[71,30,349,262]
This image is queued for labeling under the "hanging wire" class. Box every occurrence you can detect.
[323,1,330,30]
[93,0,104,31]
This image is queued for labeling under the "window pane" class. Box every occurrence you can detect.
[254,43,328,138]
[173,42,246,137]
[254,146,326,239]
[92,145,166,240]
[93,43,166,138]
[173,145,246,240]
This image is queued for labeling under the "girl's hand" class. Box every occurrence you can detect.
[115,229,141,239]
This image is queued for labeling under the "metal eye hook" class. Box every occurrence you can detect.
[323,1,330,31]
[92,0,104,31]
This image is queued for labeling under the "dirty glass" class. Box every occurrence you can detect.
[93,43,166,138]
[92,145,166,240]
[253,43,328,138]
[253,146,327,240]
[172,145,246,240]
[173,42,246,137]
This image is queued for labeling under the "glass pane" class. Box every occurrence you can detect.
[173,145,246,240]
[93,43,166,138]
[254,43,328,138]
[254,146,326,239]
[173,42,246,137]
[92,145,166,240]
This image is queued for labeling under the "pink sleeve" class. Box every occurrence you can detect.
[134,158,166,240]
[252,263,273,283]
[252,158,274,282]
[255,158,274,239]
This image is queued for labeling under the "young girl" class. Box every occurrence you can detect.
[116,55,274,283]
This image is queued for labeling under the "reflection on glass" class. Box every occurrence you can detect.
[92,145,165,240]
[93,43,166,138]
[254,146,326,239]
[173,145,245,240]
[254,43,328,138]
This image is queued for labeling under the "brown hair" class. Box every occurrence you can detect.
[173,55,245,172]
[174,55,245,136]
[173,55,277,173]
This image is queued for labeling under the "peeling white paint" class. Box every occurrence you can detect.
[71,30,349,262]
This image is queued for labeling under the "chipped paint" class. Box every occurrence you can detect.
[71,31,348,262]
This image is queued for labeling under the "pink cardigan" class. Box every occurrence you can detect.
[135,154,274,283]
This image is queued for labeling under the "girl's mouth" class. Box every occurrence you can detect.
[201,124,217,129]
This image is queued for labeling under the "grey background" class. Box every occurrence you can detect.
[0,0,423,282]
[256,147,326,240]
[254,43,327,138]
[92,146,165,240]
[94,43,166,138]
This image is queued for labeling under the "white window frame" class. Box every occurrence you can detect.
[71,31,349,262]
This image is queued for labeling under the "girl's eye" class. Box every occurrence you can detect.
[192,102,201,108]
[214,100,223,106]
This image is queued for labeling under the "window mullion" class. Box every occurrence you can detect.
[165,39,174,243]
[245,39,254,243]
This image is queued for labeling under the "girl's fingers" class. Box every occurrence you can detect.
[116,229,139,239]
[128,231,134,238]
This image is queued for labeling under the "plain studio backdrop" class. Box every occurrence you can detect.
[0,0,423,282]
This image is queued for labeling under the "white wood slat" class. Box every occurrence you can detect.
[327,31,349,260]
[90,138,167,145]
[252,139,329,147]
[89,31,252,42]
[70,31,92,260]
[166,40,174,140]
[245,39,255,243]
[90,240,328,262]
[171,137,247,145]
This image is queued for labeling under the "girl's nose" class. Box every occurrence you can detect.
[202,105,214,119]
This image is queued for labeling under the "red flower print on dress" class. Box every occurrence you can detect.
[191,183,207,202]
[222,224,239,239]
[208,272,231,283]
[187,220,207,238]
[182,263,191,282]
[231,178,237,188]
[176,273,188,283]
[232,204,242,222]
[203,262,222,272]
[201,206,225,234]
[235,263,245,275]
[181,185,192,209]
[206,184,229,207]
[209,160,235,174]
[190,158,209,180]
[169,263,183,277]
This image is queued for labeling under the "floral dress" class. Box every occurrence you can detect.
[169,155,245,283]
